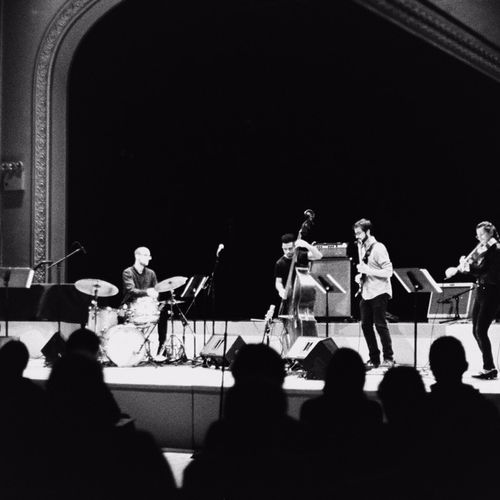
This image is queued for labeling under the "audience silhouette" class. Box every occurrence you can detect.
[0,339,49,499]
[183,343,310,499]
[427,335,500,499]
[65,326,102,359]
[300,347,383,498]
[378,365,431,499]
[6,327,500,500]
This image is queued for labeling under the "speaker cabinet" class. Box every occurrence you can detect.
[200,334,246,367]
[41,332,66,363]
[310,258,352,318]
[427,282,477,319]
[285,336,338,380]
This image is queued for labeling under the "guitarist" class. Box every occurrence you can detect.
[353,219,395,370]
[274,233,323,301]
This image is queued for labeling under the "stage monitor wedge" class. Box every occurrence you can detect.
[285,336,338,380]
[200,334,245,367]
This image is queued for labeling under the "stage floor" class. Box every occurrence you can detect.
[12,318,500,448]
[25,355,500,450]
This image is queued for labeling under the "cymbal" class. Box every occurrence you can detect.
[75,278,119,297]
[166,299,185,305]
[155,276,188,293]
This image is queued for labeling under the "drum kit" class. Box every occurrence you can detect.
[75,276,188,367]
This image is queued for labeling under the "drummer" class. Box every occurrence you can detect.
[121,247,168,355]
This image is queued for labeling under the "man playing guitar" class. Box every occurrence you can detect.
[354,219,395,370]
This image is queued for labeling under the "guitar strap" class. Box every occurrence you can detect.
[362,241,377,264]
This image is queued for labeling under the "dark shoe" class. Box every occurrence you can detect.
[365,360,380,371]
[381,359,396,368]
[472,369,498,380]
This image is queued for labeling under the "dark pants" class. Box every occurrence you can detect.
[157,306,169,350]
[472,285,500,370]
[360,293,393,364]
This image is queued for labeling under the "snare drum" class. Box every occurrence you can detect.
[102,324,146,367]
[129,296,160,325]
[86,307,118,334]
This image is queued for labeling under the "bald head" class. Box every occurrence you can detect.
[134,247,151,257]
[134,247,152,267]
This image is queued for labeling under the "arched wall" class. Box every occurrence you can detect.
[1,0,500,282]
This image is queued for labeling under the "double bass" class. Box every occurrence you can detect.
[278,210,319,350]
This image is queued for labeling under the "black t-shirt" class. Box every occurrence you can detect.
[274,256,293,284]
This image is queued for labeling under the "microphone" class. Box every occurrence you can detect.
[216,243,224,257]
[73,241,87,254]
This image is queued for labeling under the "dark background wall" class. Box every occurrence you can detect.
[67,0,500,320]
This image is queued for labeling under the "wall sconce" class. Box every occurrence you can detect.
[1,161,25,191]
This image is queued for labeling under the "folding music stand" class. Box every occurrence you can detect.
[181,275,209,361]
[311,272,346,338]
[0,267,34,338]
[394,268,442,368]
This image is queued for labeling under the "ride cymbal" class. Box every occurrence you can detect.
[75,278,119,297]
[155,276,188,293]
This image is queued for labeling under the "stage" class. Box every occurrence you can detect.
[16,318,500,449]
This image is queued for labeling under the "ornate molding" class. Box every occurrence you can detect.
[356,0,500,81]
[32,0,101,282]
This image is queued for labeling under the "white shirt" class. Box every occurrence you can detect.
[361,236,393,300]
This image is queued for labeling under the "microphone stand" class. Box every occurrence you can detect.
[45,246,86,340]
[206,249,222,337]
[438,288,472,324]
[206,247,227,419]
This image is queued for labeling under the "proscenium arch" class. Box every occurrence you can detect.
[31,0,500,282]
[32,0,125,282]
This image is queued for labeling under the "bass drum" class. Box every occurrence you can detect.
[102,324,146,367]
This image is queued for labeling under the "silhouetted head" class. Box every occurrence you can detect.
[224,378,288,422]
[323,347,365,396]
[378,366,427,423]
[429,336,468,384]
[0,339,30,378]
[231,343,286,386]
[66,328,101,359]
[47,353,117,430]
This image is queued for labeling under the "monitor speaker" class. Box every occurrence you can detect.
[310,258,351,318]
[41,331,66,364]
[427,282,476,319]
[285,336,338,380]
[200,334,246,367]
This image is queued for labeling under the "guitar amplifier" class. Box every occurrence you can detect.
[314,243,348,258]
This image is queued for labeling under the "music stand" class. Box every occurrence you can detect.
[311,272,346,338]
[0,267,34,338]
[181,275,209,361]
[394,268,442,368]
